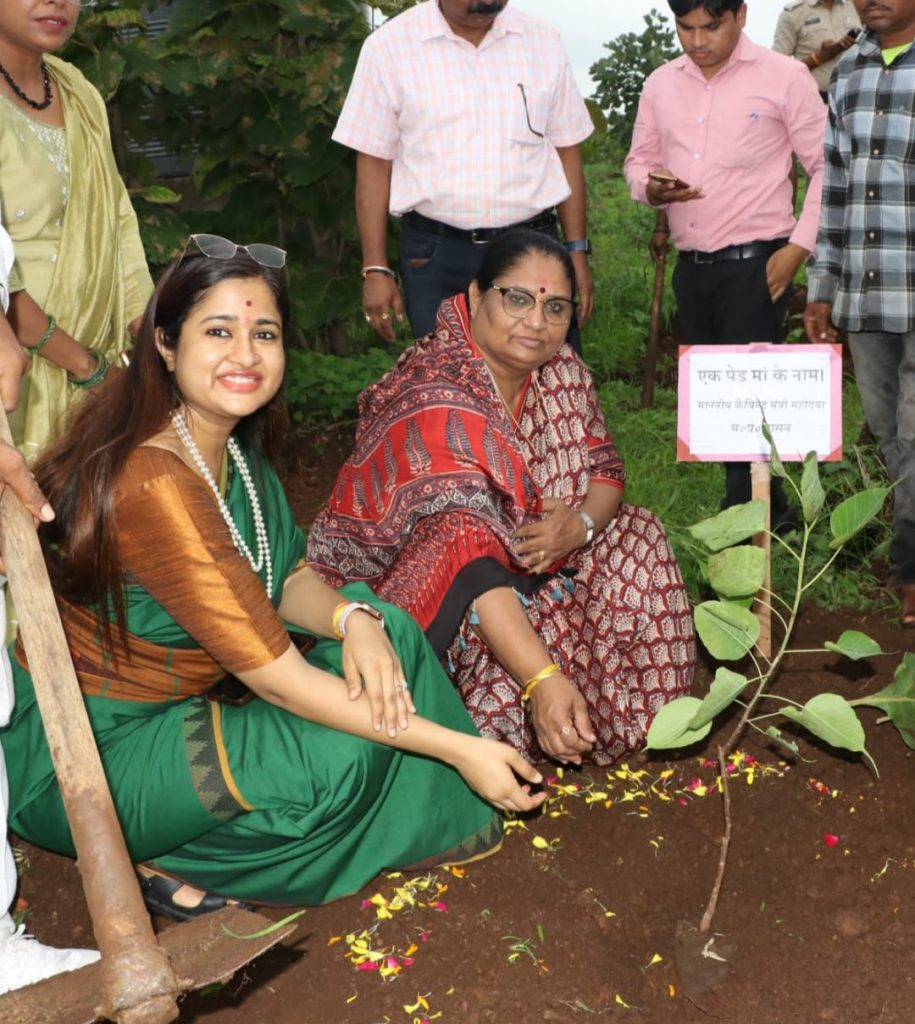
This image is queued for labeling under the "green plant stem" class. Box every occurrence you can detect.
[717,520,811,758]
[799,539,844,596]
[753,593,791,632]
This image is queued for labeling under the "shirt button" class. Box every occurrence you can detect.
[869,231,876,239]
[694,153,700,159]
[868,190,876,197]
[50,253,58,263]
[698,117,705,123]
[873,148,880,155]
[868,271,875,279]
[15,209,25,218]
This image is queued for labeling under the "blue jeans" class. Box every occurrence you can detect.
[399,217,582,353]
[847,331,915,586]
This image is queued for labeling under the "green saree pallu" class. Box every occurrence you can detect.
[1,448,501,904]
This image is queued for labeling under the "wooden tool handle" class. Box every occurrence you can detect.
[0,406,179,1023]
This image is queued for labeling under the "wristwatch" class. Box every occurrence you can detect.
[576,509,595,546]
[564,239,592,255]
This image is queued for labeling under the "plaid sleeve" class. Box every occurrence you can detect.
[807,91,851,304]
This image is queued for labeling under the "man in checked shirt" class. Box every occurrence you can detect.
[333,1,594,349]
[805,0,915,628]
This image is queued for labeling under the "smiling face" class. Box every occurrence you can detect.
[855,0,915,45]
[0,0,79,57]
[674,3,746,79]
[468,252,573,384]
[156,275,285,441]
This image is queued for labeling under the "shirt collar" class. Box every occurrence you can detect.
[419,1,521,44]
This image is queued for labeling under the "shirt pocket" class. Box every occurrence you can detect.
[509,83,550,146]
[711,102,782,169]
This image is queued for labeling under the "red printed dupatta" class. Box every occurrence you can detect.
[306,294,624,648]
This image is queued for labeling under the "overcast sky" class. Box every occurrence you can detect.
[511,1,781,97]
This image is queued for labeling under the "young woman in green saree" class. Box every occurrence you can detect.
[0,240,544,919]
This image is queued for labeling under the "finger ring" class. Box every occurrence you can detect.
[397,680,409,692]
[560,725,572,736]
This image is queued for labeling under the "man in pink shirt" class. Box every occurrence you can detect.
[624,0,826,524]
[333,1,594,348]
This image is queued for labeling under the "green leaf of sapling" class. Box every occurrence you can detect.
[694,601,761,661]
[707,545,767,599]
[823,631,883,662]
[645,697,713,750]
[829,488,890,548]
[689,501,768,553]
[800,450,826,523]
[779,693,867,756]
[688,668,751,730]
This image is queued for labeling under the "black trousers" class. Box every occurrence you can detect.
[672,246,793,510]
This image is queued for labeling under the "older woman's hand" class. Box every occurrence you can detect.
[342,612,415,737]
[529,674,596,765]
[513,497,587,572]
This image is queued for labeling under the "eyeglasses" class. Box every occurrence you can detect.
[179,233,287,269]
[490,285,576,326]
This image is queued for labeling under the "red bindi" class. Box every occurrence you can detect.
[245,300,253,306]
[539,287,546,294]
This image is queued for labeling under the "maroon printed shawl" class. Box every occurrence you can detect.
[306,294,624,633]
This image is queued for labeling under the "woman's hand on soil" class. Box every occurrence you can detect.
[453,737,547,813]
[530,674,596,764]
[513,498,583,571]
[341,612,414,736]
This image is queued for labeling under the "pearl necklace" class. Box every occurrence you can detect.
[170,411,273,595]
[0,60,52,111]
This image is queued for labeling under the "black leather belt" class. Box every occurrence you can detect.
[680,238,788,265]
[403,209,557,245]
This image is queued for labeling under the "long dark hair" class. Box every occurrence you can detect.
[36,251,290,634]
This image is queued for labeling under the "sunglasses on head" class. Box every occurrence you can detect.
[178,233,287,270]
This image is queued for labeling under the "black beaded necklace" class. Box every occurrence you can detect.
[0,60,52,111]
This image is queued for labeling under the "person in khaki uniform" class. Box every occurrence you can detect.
[773,0,861,98]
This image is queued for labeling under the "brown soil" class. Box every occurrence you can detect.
[10,426,915,1024]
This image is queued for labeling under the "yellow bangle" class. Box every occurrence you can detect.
[331,601,350,640]
[522,663,560,701]
[810,52,821,67]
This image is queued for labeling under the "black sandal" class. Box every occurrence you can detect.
[137,869,255,922]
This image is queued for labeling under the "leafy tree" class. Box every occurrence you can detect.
[68,0,402,352]
[589,9,679,149]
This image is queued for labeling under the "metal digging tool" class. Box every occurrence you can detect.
[0,408,297,1023]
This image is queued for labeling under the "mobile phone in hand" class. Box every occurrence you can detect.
[648,170,691,190]
[846,27,861,38]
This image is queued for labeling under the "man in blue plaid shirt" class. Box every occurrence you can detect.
[805,0,915,628]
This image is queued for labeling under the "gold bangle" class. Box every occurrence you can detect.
[331,601,350,640]
[522,663,560,701]
[810,53,821,67]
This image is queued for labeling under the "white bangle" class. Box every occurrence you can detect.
[577,509,595,546]
[337,601,385,638]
